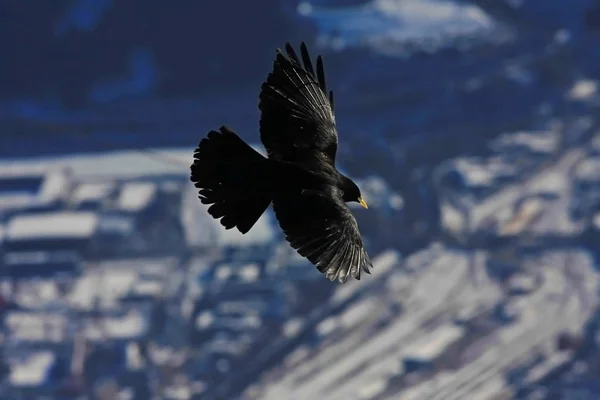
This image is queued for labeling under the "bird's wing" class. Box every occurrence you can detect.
[259,42,338,166]
[272,186,372,283]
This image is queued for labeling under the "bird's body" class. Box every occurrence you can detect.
[191,42,373,282]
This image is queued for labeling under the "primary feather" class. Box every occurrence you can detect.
[259,42,338,167]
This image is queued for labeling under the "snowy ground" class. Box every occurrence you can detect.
[1,129,600,399]
[243,134,600,400]
[297,0,506,56]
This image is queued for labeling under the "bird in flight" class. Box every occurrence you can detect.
[190,42,372,282]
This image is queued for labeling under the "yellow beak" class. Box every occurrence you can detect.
[358,197,368,209]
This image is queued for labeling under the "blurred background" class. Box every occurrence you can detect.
[1,0,600,399]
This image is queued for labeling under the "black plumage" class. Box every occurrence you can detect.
[190,42,372,283]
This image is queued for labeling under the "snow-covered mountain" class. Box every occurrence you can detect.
[1,1,600,399]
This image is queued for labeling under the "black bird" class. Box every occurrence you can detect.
[190,42,373,282]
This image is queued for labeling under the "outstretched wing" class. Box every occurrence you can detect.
[259,42,338,167]
[272,186,372,283]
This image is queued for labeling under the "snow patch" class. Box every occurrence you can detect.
[6,211,99,240]
[299,0,500,56]
[10,351,55,387]
[568,79,598,101]
[117,182,156,211]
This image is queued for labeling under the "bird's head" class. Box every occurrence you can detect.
[341,176,368,209]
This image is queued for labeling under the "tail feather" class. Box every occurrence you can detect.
[191,126,271,234]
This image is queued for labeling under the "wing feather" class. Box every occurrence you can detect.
[272,187,372,283]
[259,42,338,166]
[300,43,315,78]
[316,55,327,94]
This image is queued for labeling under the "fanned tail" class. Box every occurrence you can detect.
[190,126,272,234]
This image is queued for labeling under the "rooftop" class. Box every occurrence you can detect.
[6,211,99,241]
[117,182,157,212]
[70,181,115,206]
[9,351,55,387]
